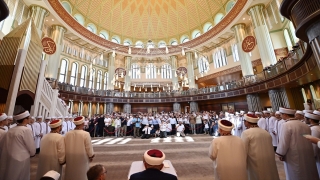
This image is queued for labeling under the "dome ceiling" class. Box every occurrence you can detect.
[63,0,229,41]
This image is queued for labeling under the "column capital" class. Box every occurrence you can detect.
[51,25,67,33]
[247,4,266,28]
[28,5,50,17]
[231,23,246,31]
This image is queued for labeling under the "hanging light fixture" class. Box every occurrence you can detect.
[195,51,198,59]
[181,48,185,56]
[157,87,159,91]
[157,69,160,75]
[201,73,203,77]
[112,49,116,57]
[145,88,147,92]
[175,71,177,77]
[180,73,183,79]
[139,87,142,91]
[128,46,131,55]
[196,76,198,80]
[121,72,124,78]
[128,70,132,77]
[165,46,169,54]
[116,74,119,80]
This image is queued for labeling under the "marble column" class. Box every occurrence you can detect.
[88,102,92,118]
[28,5,49,38]
[190,102,199,113]
[107,53,115,90]
[268,88,290,112]
[96,102,99,114]
[69,100,73,115]
[231,24,254,77]
[171,56,179,90]
[248,4,277,67]
[104,103,107,114]
[123,103,131,113]
[124,56,132,91]
[106,103,114,114]
[45,25,66,80]
[186,52,196,89]
[79,101,83,116]
[173,102,181,113]
[246,94,262,112]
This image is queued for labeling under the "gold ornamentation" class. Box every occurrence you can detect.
[42,37,57,55]
[242,36,256,53]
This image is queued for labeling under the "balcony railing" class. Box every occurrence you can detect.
[58,46,304,98]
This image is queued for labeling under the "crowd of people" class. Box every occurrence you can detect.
[1,106,320,180]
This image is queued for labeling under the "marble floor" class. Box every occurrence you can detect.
[30,135,286,180]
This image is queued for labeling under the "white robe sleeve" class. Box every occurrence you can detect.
[240,131,249,154]
[25,128,36,156]
[317,141,320,149]
[84,133,94,158]
[209,140,218,161]
[276,124,290,157]
[58,137,66,164]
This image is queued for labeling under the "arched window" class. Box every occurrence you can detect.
[214,48,227,68]
[214,13,224,25]
[74,14,84,25]
[70,62,78,85]
[135,41,144,48]
[146,63,156,79]
[181,35,190,43]
[170,39,178,45]
[225,1,236,13]
[62,1,72,14]
[80,65,87,87]
[59,59,68,83]
[131,64,140,79]
[99,31,108,39]
[88,68,95,89]
[87,24,97,34]
[104,72,108,90]
[198,57,209,74]
[192,30,201,39]
[158,41,166,48]
[111,36,120,44]
[284,29,293,51]
[203,22,213,33]
[123,39,132,46]
[289,22,299,44]
[96,70,102,90]
[232,44,240,62]
[161,64,172,79]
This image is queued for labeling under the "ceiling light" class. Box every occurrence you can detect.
[243,18,245,20]
[45,19,48,21]
[165,46,169,54]
[52,19,54,21]
[182,48,185,56]
[128,46,131,54]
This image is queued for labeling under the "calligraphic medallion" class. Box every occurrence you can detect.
[42,37,56,55]
[242,36,256,53]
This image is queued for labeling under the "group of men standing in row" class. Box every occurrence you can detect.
[0,111,95,180]
[209,107,320,180]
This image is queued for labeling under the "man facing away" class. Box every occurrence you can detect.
[36,119,66,180]
[129,149,177,180]
[276,107,319,180]
[208,119,247,180]
[0,111,36,180]
[87,164,107,180]
[241,114,279,180]
[64,116,95,180]
[0,113,8,140]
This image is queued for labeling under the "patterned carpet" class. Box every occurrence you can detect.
[30,135,286,180]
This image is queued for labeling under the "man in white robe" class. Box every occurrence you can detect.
[27,117,36,147]
[61,117,69,136]
[0,113,8,140]
[276,107,319,180]
[0,111,36,180]
[70,116,76,129]
[256,112,267,131]
[36,119,65,180]
[208,119,247,180]
[234,111,245,137]
[35,116,44,154]
[64,116,95,180]
[42,116,51,136]
[241,114,280,180]
[305,111,320,178]
[264,111,278,151]
[67,116,74,131]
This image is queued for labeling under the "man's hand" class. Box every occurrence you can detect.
[304,135,320,144]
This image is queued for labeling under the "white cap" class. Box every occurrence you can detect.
[263,110,270,114]
[244,114,259,123]
[73,116,84,125]
[6,116,13,120]
[49,119,62,128]
[45,117,51,120]
[295,110,304,116]
[144,149,166,165]
[13,111,30,121]
[303,110,313,114]
[275,111,281,115]
[305,113,320,121]
[36,116,42,119]
[218,120,234,131]
[314,110,320,116]
[255,112,262,115]
[235,112,240,115]
[279,107,296,115]
[0,113,7,121]
[42,170,60,180]
[247,111,254,115]
[240,110,245,114]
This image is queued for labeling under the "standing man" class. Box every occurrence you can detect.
[295,110,305,122]
[176,121,185,137]
[97,115,105,137]
[0,111,36,180]
[256,112,267,131]
[208,120,247,180]
[264,111,278,151]
[241,114,279,180]
[235,111,245,137]
[35,116,44,154]
[189,113,196,134]
[43,117,51,136]
[61,116,69,136]
[276,107,318,180]
[36,119,65,180]
[0,113,7,140]
[64,116,95,180]
[27,117,36,148]
[120,115,127,137]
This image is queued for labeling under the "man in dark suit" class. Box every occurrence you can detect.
[97,115,105,137]
[129,149,177,180]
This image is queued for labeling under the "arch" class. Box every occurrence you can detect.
[214,13,224,25]
[284,29,293,51]
[123,39,132,46]
[203,22,213,33]
[99,30,109,40]
[61,1,72,14]
[88,68,95,89]
[15,93,33,113]
[87,23,97,34]
[289,22,299,44]
[225,1,236,13]
[135,41,144,48]
[59,59,68,83]
[131,63,140,79]
[213,48,227,68]
[161,63,172,79]
[158,41,166,48]
[198,56,209,74]
[80,65,87,87]
[170,39,178,46]
[74,14,84,26]
[192,30,201,39]
[180,35,190,43]
[146,63,157,79]
[70,62,78,85]
[111,36,121,44]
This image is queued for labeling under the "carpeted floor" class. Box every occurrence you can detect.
[30,135,286,180]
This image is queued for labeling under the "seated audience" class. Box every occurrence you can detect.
[87,164,107,180]
[40,170,60,180]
